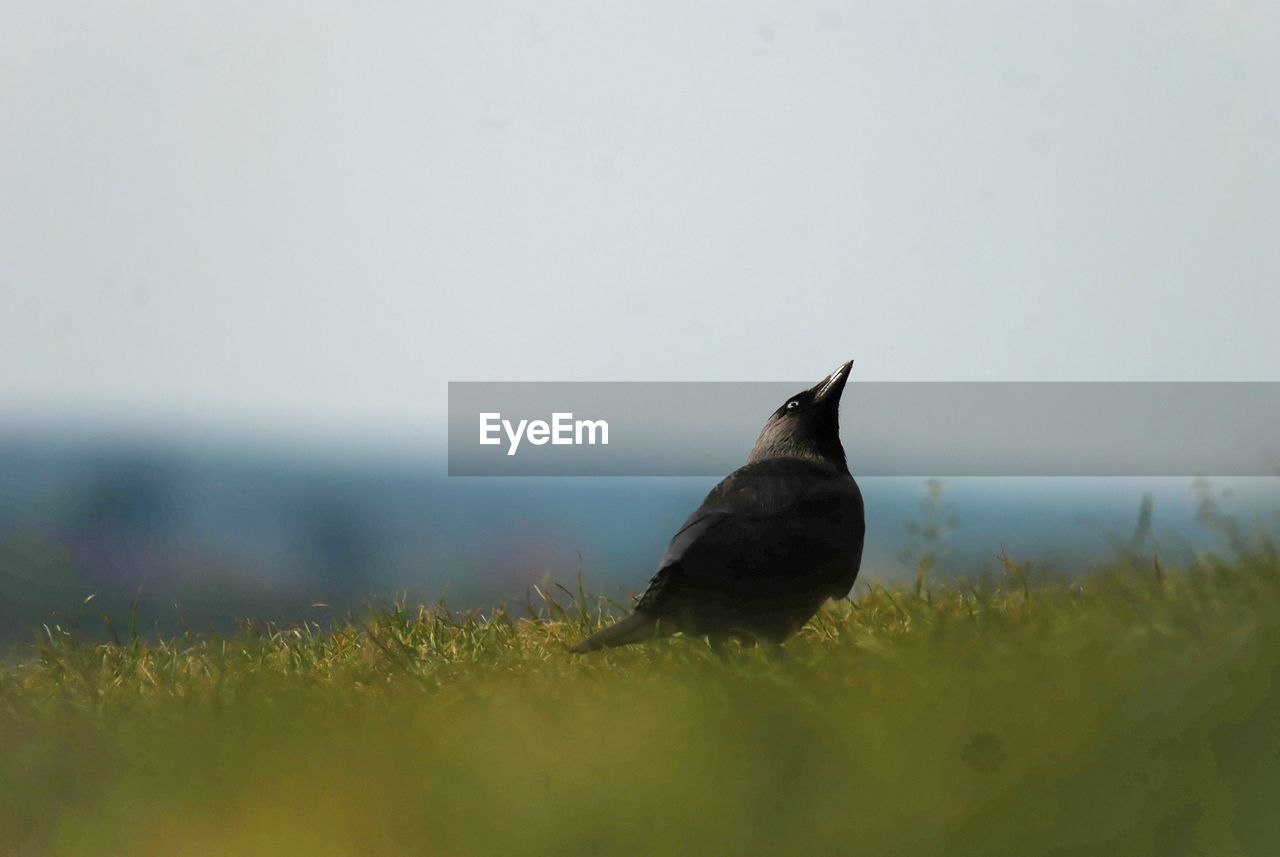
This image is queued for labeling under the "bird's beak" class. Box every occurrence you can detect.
[812,360,853,405]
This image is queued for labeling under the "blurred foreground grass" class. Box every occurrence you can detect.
[3,539,1280,856]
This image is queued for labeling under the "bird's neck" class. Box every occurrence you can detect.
[746,441,848,474]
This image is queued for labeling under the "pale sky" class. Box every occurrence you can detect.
[3,2,1278,446]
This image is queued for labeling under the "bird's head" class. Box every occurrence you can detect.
[748,360,853,470]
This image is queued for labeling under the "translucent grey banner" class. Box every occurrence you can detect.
[447,382,1280,477]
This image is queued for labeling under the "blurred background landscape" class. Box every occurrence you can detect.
[3,423,1278,640]
[3,4,1278,641]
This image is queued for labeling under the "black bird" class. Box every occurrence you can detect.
[570,360,864,653]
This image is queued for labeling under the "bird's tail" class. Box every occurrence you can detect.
[568,610,659,654]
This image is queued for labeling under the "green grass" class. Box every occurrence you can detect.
[3,542,1280,856]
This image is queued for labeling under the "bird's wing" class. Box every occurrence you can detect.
[634,510,733,613]
[636,458,863,614]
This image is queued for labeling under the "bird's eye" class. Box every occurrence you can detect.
[786,400,801,410]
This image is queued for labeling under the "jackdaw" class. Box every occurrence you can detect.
[570,360,864,652]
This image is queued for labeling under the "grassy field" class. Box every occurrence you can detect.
[2,532,1279,856]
